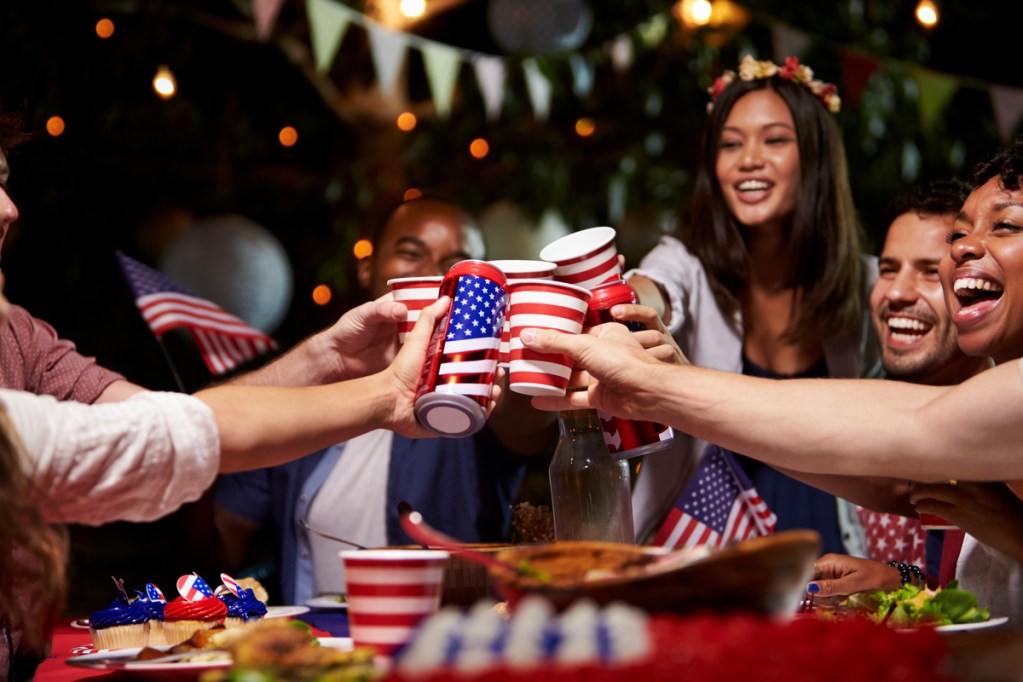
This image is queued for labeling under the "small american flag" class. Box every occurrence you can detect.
[116,251,277,376]
[431,274,505,401]
[145,583,166,602]
[653,445,777,549]
[176,573,214,601]
[220,573,243,598]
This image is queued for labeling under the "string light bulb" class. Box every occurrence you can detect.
[469,138,489,159]
[153,66,176,99]
[46,116,66,137]
[915,0,938,27]
[278,126,298,147]
[399,0,426,19]
[95,18,115,39]
[353,238,373,260]
[311,284,333,306]
[677,0,713,27]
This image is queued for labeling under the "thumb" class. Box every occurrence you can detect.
[520,327,583,358]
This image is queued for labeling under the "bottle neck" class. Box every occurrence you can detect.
[558,409,603,435]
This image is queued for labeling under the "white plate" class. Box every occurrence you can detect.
[305,595,349,611]
[934,616,1008,633]
[67,638,351,671]
[265,604,311,619]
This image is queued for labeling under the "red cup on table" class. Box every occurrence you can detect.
[340,549,449,658]
[488,260,557,369]
[506,278,591,396]
[388,276,443,345]
[539,226,622,291]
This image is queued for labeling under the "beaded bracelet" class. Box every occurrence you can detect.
[888,560,925,586]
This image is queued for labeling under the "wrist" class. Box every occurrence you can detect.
[888,561,925,588]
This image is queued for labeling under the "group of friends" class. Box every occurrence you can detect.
[2,51,1023,680]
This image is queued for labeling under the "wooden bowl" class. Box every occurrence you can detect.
[488,530,821,617]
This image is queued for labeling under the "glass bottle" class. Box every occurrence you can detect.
[548,409,636,544]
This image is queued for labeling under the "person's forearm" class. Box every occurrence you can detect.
[225,333,329,388]
[775,469,916,516]
[197,373,398,471]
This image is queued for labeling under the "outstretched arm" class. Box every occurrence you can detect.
[519,323,1023,482]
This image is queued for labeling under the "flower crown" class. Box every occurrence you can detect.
[707,54,841,114]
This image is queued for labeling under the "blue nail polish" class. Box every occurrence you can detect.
[806,583,820,594]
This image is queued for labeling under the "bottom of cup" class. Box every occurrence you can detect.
[414,393,487,437]
[509,382,568,397]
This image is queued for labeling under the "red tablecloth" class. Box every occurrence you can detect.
[34,615,338,681]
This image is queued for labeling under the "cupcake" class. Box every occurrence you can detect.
[88,581,151,650]
[162,573,228,645]
[138,583,168,646]
[217,573,268,628]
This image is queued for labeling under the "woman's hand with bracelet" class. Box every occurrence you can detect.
[806,553,907,604]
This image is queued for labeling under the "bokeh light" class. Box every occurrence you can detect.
[575,117,596,137]
[278,126,299,147]
[915,0,938,27]
[469,138,490,159]
[397,112,417,132]
[403,188,423,201]
[399,0,426,19]
[312,284,333,306]
[46,116,66,137]
[153,66,176,99]
[95,18,115,39]
[353,238,374,260]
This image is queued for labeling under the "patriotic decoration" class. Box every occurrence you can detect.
[116,251,278,375]
[220,573,243,598]
[507,279,590,396]
[539,226,622,291]
[856,508,926,567]
[177,573,214,601]
[431,273,506,401]
[145,583,166,602]
[653,445,777,549]
[388,276,442,345]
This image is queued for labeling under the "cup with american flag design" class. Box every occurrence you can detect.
[341,549,449,657]
[539,226,622,291]
[488,260,556,368]
[388,276,443,345]
[507,278,591,396]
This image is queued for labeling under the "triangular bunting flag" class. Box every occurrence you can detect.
[522,58,553,123]
[252,0,286,41]
[769,20,812,62]
[990,84,1023,142]
[473,56,506,122]
[421,41,461,119]
[306,0,352,72]
[569,53,595,98]
[607,34,634,72]
[910,66,959,134]
[367,22,409,96]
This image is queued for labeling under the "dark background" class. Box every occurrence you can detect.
[0,0,1018,612]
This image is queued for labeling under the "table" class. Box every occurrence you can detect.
[33,608,349,681]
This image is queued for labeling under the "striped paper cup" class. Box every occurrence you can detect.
[918,512,957,530]
[341,549,449,657]
[507,279,591,396]
[388,276,443,345]
[539,227,622,291]
[488,260,557,368]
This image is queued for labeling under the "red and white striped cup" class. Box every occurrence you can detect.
[341,549,449,657]
[388,276,443,345]
[539,226,622,291]
[488,260,556,368]
[507,279,591,396]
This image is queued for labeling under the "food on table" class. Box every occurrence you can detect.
[510,501,555,544]
[163,573,228,645]
[216,573,268,628]
[88,581,151,650]
[827,580,990,628]
[236,576,270,604]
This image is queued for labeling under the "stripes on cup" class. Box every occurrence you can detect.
[539,227,622,291]
[341,550,448,657]
[507,279,591,397]
[388,276,443,344]
[489,260,557,369]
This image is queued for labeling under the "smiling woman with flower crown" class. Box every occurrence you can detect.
[623,54,880,551]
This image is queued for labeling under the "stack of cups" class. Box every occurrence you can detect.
[488,260,556,369]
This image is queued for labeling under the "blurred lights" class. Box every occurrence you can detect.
[46,116,66,137]
[678,0,712,27]
[575,117,596,137]
[403,188,423,201]
[312,284,333,306]
[469,138,489,159]
[399,0,426,18]
[397,112,417,131]
[95,18,115,39]
[153,66,176,99]
[353,239,374,260]
[915,0,938,27]
[279,126,299,147]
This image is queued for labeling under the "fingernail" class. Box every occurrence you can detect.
[521,328,536,343]
[806,583,820,594]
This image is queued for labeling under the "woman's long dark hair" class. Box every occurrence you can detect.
[683,76,866,345]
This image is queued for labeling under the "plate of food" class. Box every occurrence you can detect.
[305,594,348,610]
[817,580,997,631]
[934,616,1008,633]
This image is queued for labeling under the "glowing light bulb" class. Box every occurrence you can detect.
[400,0,426,19]
[312,284,333,306]
[95,18,115,39]
[403,188,423,201]
[278,126,298,147]
[575,117,596,137]
[153,66,176,99]
[46,116,66,137]
[915,0,938,27]
[397,112,417,132]
[686,0,712,26]
[469,138,489,159]
[353,239,374,260]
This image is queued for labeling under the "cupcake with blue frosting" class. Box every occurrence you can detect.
[88,578,151,650]
[216,573,268,628]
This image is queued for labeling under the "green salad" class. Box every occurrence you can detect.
[844,580,990,628]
